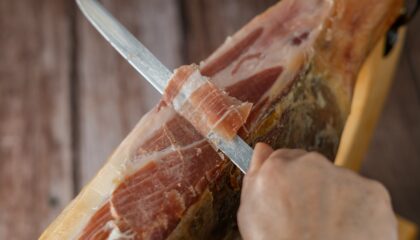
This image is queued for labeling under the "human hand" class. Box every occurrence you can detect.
[238,143,397,240]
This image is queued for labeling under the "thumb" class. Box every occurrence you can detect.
[247,142,273,175]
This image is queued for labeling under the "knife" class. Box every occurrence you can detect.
[77,0,253,173]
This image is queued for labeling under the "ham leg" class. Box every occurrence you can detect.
[40,0,403,239]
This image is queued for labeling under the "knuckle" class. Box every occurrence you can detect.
[307,151,321,158]
[368,180,391,200]
[256,160,289,186]
[360,179,393,209]
[305,151,327,161]
[262,157,284,174]
[304,151,331,166]
[365,180,394,216]
[270,148,295,158]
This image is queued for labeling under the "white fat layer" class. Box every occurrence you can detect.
[172,70,207,110]
[109,201,119,219]
[106,221,135,240]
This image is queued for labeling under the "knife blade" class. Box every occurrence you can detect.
[77,0,253,173]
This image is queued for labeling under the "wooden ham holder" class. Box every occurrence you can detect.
[335,28,418,240]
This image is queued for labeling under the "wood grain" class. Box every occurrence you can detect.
[76,0,183,187]
[0,0,73,238]
[336,29,406,170]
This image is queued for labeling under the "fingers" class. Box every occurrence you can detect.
[248,142,273,175]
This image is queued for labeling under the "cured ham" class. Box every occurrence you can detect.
[163,64,253,139]
[40,0,403,239]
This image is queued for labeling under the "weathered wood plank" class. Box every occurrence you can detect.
[362,14,420,225]
[181,0,278,63]
[0,0,73,238]
[76,0,183,187]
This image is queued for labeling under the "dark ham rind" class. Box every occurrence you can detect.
[43,0,403,239]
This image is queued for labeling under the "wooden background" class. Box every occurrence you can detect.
[0,0,419,238]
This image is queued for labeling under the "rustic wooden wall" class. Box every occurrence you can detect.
[0,1,73,239]
[0,0,419,238]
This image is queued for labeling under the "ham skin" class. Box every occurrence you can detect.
[40,0,403,239]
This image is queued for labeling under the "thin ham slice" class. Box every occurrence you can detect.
[163,64,253,140]
[40,0,403,239]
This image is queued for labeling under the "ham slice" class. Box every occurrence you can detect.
[40,0,403,239]
[163,64,253,140]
